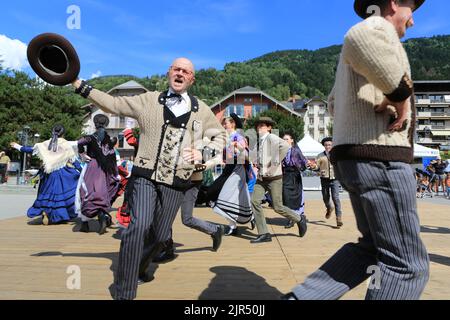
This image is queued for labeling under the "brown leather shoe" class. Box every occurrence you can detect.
[336,216,343,228]
[325,206,335,219]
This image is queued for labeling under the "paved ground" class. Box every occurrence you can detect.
[0,185,448,300]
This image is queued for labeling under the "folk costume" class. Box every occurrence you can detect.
[74,81,226,300]
[76,114,120,235]
[12,125,81,225]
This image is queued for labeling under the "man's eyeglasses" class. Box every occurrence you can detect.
[170,66,194,76]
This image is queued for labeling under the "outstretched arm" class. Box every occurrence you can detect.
[10,142,33,154]
[72,79,151,119]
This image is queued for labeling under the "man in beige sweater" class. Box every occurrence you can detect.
[284,0,429,300]
[72,58,226,300]
[250,117,308,244]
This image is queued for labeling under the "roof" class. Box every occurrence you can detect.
[305,96,327,104]
[107,80,149,93]
[414,80,450,93]
[210,86,302,117]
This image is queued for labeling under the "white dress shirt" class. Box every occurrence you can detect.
[167,88,191,118]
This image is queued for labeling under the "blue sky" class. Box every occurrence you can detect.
[1,0,449,79]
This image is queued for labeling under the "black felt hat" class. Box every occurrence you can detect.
[354,0,425,19]
[27,33,80,86]
[230,113,244,129]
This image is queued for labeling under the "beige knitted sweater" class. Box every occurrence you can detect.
[87,89,226,190]
[329,16,415,164]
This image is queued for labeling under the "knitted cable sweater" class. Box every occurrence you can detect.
[86,88,226,190]
[329,16,415,164]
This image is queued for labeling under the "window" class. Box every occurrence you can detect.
[118,133,124,148]
[252,104,269,117]
[225,104,245,117]
[119,116,126,128]
[244,98,253,103]
[430,95,444,103]
[309,118,314,125]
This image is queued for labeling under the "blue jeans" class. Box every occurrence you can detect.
[320,178,342,216]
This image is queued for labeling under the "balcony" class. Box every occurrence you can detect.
[417,111,450,118]
[416,99,431,104]
[431,125,447,130]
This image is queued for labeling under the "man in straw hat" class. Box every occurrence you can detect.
[249,117,308,244]
[283,0,429,300]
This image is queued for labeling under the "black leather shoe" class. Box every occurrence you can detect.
[297,215,307,238]
[285,219,295,229]
[250,233,272,244]
[79,221,89,233]
[280,292,298,300]
[105,213,113,228]
[224,226,238,236]
[137,274,155,285]
[98,212,108,235]
[152,250,178,264]
[211,225,224,252]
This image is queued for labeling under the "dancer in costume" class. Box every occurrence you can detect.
[281,132,308,229]
[72,57,226,300]
[76,114,120,235]
[205,114,254,236]
[10,125,81,225]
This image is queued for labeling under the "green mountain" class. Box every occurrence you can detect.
[1,35,450,150]
[89,35,450,105]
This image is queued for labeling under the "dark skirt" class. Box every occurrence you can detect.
[78,159,119,219]
[283,167,303,211]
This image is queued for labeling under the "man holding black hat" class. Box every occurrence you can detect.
[308,137,343,228]
[72,58,226,300]
[284,0,429,300]
[249,117,307,244]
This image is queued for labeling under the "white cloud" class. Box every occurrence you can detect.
[90,70,102,79]
[0,34,28,70]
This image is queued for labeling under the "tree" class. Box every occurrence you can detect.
[244,109,305,143]
[327,122,333,137]
[0,71,85,154]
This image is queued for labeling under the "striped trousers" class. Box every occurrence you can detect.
[181,185,218,235]
[292,161,429,300]
[114,177,184,300]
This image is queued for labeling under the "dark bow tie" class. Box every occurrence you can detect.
[167,93,183,101]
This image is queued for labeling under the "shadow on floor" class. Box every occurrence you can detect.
[198,266,283,300]
[421,225,450,235]
[429,253,450,267]
[307,220,340,230]
[31,249,163,299]
[266,217,290,227]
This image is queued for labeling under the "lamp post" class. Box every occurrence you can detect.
[17,125,31,184]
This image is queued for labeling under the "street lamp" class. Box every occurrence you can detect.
[16,126,31,184]
[33,133,40,144]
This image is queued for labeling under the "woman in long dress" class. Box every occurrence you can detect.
[76,114,119,235]
[11,125,81,225]
[281,132,308,229]
[205,114,254,235]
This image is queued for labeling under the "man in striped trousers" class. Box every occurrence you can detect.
[283,0,429,300]
[72,58,226,300]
